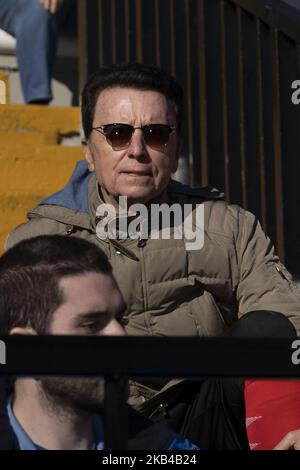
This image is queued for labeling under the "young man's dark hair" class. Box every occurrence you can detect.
[81,62,184,139]
[0,235,111,335]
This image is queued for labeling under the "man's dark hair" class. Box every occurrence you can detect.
[0,235,112,335]
[81,62,184,139]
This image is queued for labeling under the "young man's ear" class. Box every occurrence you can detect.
[82,140,95,172]
[9,327,37,336]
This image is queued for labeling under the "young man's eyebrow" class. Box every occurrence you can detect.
[74,311,109,321]
[74,302,126,322]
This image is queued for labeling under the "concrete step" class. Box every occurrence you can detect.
[0,145,83,251]
[0,131,58,146]
[0,145,83,193]
[0,103,80,135]
[0,103,82,252]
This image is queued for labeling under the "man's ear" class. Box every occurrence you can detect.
[83,140,95,172]
[9,327,37,336]
[171,138,182,173]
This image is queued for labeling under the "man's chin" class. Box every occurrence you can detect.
[117,185,161,205]
[39,378,105,416]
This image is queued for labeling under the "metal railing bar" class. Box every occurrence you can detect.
[197,0,209,186]
[237,6,248,208]
[230,0,300,42]
[111,0,117,64]
[98,0,104,67]
[135,0,143,62]
[169,0,176,76]
[185,0,194,186]
[124,0,130,62]
[220,0,230,202]
[0,336,299,378]
[271,28,285,261]
[256,18,267,231]
[154,0,161,66]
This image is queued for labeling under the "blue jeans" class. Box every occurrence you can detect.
[0,0,59,103]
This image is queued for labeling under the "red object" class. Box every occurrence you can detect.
[245,379,300,450]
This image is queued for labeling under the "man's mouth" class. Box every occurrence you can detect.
[122,170,152,176]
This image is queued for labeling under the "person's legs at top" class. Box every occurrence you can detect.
[15,0,59,103]
[0,0,19,34]
[0,0,58,103]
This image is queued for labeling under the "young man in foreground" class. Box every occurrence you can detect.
[0,235,197,450]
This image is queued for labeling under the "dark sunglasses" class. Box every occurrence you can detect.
[92,123,176,151]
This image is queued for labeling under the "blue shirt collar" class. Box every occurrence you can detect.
[7,399,104,450]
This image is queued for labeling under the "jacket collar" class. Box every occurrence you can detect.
[27,160,224,231]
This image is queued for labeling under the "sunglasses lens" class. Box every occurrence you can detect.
[105,124,133,149]
[144,125,172,150]
[101,124,173,150]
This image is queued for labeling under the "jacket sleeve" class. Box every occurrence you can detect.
[235,208,300,333]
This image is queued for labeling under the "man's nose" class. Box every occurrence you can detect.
[127,128,147,158]
[101,319,126,336]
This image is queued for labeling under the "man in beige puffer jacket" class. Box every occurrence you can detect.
[5,63,300,426]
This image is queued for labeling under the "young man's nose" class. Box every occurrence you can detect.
[101,319,126,336]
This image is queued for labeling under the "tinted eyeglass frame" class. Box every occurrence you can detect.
[92,123,176,151]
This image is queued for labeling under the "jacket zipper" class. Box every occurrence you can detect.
[109,239,140,262]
